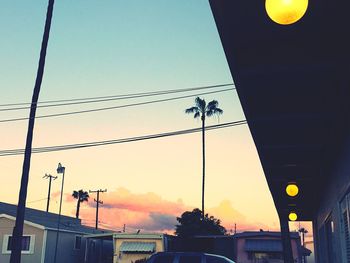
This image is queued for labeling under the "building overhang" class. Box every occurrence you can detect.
[209,0,350,220]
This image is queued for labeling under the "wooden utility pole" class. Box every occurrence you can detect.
[89,189,107,229]
[10,1,55,262]
[43,173,57,212]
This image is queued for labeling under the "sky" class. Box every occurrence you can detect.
[0,0,310,235]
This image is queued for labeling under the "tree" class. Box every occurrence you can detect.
[185,97,223,217]
[10,1,55,262]
[175,208,227,237]
[72,190,89,219]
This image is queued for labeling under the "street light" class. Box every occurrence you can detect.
[265,0,308,25]
[53,163,65,263]
[286,183,299,197]
[289,211,298,221]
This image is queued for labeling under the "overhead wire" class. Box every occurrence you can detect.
[27,198,48,204]
[0,87,234,123]
[0,120,247,156]
[0,83,234,110]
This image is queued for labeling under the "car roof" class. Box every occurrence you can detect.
[150,252,233,259]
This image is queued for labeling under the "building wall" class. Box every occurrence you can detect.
[44,229,86,263]
[114,238,164,263]
[235,237,300,263]
[315,137,350,263]
[0,217,44,263]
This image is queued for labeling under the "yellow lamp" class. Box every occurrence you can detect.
[289,212,298,221]
[265,0,308,25]
[286,183,299,197]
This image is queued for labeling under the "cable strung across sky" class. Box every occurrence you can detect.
[0,120,247,156]
[0,87,234,123]
[0,83,235,110]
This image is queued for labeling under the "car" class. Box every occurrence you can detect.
[146,252,236,263]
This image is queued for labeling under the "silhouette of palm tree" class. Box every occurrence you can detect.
[72,190,89,219]
[185,97,223,217]
[10,1,55,262]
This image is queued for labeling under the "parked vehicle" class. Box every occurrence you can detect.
[146,252,236,263]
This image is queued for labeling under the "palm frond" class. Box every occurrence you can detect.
[193,112,200,119]
[185,106,199,114]
[195,97,206,111]
[213,108,223,115]
[72,191,79,198]
[206,106,223,117]
[206,100,219,111]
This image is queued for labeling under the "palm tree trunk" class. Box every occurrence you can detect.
[201,115,205,218]
[76,200,81,219]
[10,1,55,262]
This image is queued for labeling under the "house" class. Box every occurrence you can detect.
[0,201,107,263]
[84,232,169,263]
[234,231,311,263]
[168,232,310,262]
[209,0,350,262]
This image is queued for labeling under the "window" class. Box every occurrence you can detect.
[178,255,202,263]
[2,235,35,254]
[74,236,82,250]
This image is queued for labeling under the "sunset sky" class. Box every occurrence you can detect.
[0,0,303,234]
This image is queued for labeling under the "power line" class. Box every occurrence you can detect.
[0,120,247,156]
[0,83,234,109]
[27,198,48,204]
[0,88,234,123]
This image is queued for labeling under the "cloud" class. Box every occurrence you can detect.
[208,200,275,233]
[51,191,61,199]
[92,187,190,215]
[76,187,190,233]
[65,188,276,233]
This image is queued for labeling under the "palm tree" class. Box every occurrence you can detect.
[10,1,55,263]
[185,97,223,217]
[72,190,89,219]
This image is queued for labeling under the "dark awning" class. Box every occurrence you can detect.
[245,239,282,252]
[209,0,350,220]
[120,242,156,253]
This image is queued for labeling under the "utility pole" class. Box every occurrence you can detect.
[89,189,107,229]
[43,173,57,212]
[10,1,55,262]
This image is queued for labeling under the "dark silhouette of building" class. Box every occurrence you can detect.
[209,1,350,262]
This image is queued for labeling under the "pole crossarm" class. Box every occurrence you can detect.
[89,189,107,229]
[43,173,57,212]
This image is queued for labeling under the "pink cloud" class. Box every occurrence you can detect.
[64,188,277,233]
[51,191,61,199]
